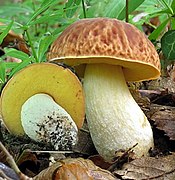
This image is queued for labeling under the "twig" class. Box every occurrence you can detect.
[31,150,73,154]
[125,0,129,22]
[0,142,33,180]
[0,169,13,180]
[0,122,4,143]
[0,142,20,174]
[108,143,138,172]
[82,0,86,18]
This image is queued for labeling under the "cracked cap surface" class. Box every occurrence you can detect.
[48,18,160,81]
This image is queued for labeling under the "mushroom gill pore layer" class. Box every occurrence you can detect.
[1,63,85,135]
[48,18,161,161]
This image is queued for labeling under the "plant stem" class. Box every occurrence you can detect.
[25,30,38,62]
[125,0,129,22]
[0,142,32,179]
[0,142,20,174]
[32,0,38,36]
[82,0,86,18]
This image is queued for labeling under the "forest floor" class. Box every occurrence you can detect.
[0,76,175,179]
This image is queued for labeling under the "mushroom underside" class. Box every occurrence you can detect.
[1,63,85,135]
[49,56,160,82]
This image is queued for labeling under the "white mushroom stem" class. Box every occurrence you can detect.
[21,93,78,150]
[83,64,154,161]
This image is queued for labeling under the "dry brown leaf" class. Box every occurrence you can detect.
[73,122,96,156]
[114,154,175,179]
[147,77,175,93]
[0,147,7,164]
[88,155,113,170]
[148,104,175,140]
[34,158,117,180]
[0,22,29,55]
[16,150,38,167]
[129,89,150,108]
[142,17,160,35]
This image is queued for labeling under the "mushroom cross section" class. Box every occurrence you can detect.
[47,18,161,161]
[1,63,85,149]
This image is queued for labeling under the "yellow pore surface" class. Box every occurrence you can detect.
[1,63,85,135]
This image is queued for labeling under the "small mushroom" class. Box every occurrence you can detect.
[1,63,85,149]
[47,18,161,161]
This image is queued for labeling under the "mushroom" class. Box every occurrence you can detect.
[47,18,160,161]
[1,63,85,150]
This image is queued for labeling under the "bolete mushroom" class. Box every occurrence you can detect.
[1,63,85,150]
[47,18,160,161]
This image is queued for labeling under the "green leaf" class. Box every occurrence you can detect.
[0,20,14,45]
[36,33,55,62]
[8,59,31,79]
[4,48,31,62]
[171,17,175,30]
[65,0,74,8]
[0,61,6,83]
[65,0,81,18]
[65,0,81,8]
[161,30,175,60]
[158,0,173,14]
[51,24,70,35]
[171,0,175,13]
[149,18,170,41]
[136,0,169,15]
[85,0,127,18]
[104,0,125,18]
[0,5,33,18]
[26,0,59,26]
[118,0,145,20]
[29,12,64,26]
[147,8,173,16]
[4,62,19,69]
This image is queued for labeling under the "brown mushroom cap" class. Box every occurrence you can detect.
[1,63,85,135]
[48,18,160,81]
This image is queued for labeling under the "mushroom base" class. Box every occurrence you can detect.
[83,64,154,161]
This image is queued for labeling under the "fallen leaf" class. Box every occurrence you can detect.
[114,154,175,180]
[73,122,96,156]
[34,158,117,180]
[88,155,112,170]
[129,89,150,108]
[0,22,29,55]
[147,77,175,93]
[0,147,7,164]
[17,150,38,167]
[138,89,168,102]
[148,104,175,140]
[16,150,39,177]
